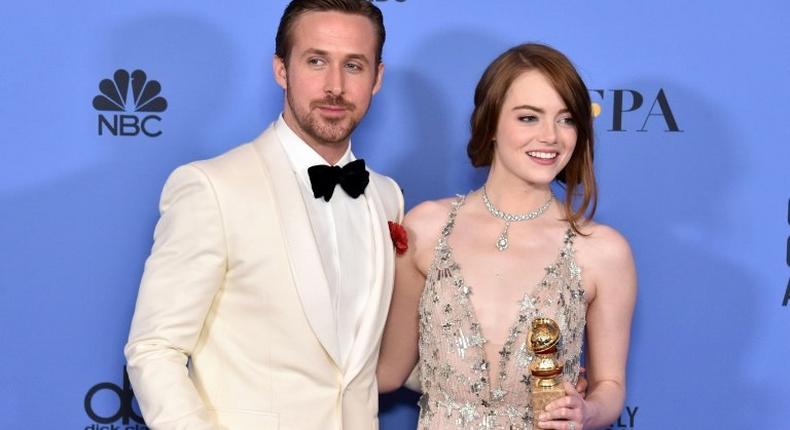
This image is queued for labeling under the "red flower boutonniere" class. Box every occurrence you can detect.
[388,221,408,256]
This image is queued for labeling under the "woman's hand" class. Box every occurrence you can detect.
[536,382,592,430]
[574,367,588,398]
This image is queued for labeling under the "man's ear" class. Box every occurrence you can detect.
[372,62,384,95]
[273,55,287,90]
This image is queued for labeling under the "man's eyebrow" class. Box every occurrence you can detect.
[302,48,371,65]
[303,48,329,57]
[345,53,371,65]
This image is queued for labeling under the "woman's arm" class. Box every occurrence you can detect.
[539,225,637,430]
[377,200,448,393]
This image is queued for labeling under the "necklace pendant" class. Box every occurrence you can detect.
[496,222,510,252]
[496,234,509,252]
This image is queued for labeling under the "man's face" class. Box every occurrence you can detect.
[274,11,383,154]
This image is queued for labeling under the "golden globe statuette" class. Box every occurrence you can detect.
[528,317,565,416]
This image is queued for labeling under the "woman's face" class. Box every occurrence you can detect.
[492,69,577,188]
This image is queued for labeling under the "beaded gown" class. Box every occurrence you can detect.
[416,196,586,430]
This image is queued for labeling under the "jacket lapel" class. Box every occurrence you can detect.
[343,175,394,383]
[251,126,341,367]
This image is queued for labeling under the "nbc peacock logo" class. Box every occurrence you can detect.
[93,69,167,137]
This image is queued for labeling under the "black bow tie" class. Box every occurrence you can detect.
[307,158,370,202]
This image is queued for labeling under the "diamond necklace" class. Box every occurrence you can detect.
[481,185,553,251]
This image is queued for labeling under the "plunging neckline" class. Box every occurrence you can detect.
[439,195,576,402]
[445,233,571,399]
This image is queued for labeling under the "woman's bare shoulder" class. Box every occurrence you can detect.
[404,197,458,227]
[575,221,634,267]
[574,221,636,298]
[403,197,458,247]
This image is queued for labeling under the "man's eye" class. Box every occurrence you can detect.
[308,58,326,66]
[345,63,363,72]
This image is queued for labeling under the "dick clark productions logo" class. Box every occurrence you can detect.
[84,368,148,430]
[93,69,167,137]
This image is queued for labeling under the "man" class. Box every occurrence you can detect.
[124,1,403,429]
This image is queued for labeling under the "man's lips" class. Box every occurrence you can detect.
[317,104,347,112]
[313,102,354,118]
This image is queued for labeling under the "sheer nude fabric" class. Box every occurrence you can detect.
[417,196,586,429]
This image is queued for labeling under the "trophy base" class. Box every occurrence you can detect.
[531,384,566,416]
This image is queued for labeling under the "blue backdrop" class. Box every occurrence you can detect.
[1,1,789,428]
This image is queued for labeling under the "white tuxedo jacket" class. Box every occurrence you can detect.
[124,124,404,430]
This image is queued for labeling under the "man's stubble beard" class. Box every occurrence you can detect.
[286,89,362,147]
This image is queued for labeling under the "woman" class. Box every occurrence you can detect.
[378,43,636,430]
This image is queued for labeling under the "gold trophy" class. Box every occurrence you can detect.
[528,317,565,415]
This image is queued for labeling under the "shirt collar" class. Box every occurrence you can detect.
[275,114,355,184]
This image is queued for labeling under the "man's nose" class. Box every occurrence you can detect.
[324,64,345,97]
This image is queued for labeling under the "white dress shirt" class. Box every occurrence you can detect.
[275,115,374,369]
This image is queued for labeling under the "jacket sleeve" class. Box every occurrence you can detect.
[124,164,227,430]
[380,175,405,223]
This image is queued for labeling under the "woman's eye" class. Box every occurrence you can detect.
[559,117,576,125]
[519,115,538,123]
